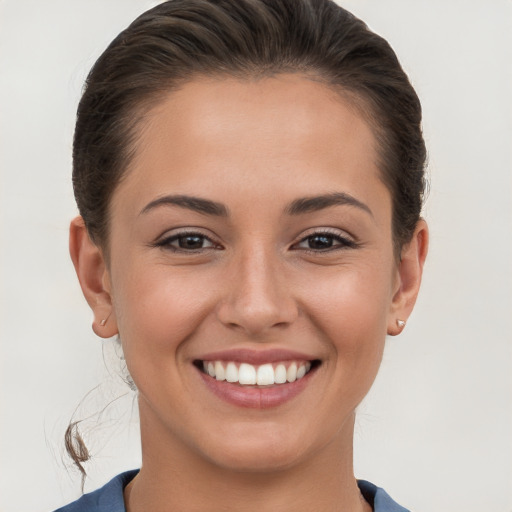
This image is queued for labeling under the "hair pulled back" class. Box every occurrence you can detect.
[73,0,426,255]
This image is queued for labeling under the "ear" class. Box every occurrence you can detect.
[387,219,429,336]
[69,216,118,338]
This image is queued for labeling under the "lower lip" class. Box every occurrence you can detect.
[197,366,316,409]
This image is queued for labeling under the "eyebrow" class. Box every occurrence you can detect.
[140,191,372,218]
[140,195,228,217]
[286,192,373,217]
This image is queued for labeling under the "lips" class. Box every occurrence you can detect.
[194,349,320,408]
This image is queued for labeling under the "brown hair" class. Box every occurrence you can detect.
[73,0,426,254]
[69,0,426,479]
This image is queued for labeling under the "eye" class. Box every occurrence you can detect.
[293,231,357,252]
[155,231,219,252]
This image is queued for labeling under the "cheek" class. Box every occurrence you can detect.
[306,261,392,320]
[299,261,393,362]
[110,262,217,363]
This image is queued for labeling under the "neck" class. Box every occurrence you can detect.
[125,406,371,512]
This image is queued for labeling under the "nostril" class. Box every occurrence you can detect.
[214,270,299,335]
[216,302,298,336]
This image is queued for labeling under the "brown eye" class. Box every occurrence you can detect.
[177,235,207,249]
[156,232,218,252]
[294,231,357,252]
[306,234,334,250]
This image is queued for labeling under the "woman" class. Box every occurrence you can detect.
[58,0,428,510]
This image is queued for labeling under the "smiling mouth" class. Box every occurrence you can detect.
[194,360,321,386]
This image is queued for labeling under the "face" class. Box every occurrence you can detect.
[86,75,412,472]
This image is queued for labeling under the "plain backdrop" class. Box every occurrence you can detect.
[1,1,511,511]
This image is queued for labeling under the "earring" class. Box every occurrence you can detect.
[100,312,112,327]
[396,319,406,329]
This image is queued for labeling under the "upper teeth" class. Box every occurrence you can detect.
[203,361,312,386]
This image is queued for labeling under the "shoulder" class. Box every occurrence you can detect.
[53,470,138,512]
[358,480,411,512]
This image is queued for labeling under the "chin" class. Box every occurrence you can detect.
[207,444,305,474]
[196,423,324,474]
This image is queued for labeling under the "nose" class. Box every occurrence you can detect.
[216,246,298,337]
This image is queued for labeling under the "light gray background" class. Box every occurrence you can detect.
[1,1,511,511]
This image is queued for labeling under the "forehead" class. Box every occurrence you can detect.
[115,74,387,215]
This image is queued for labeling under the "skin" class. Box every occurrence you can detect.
[70,74,428,512]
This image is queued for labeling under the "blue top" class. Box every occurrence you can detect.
[53,470,410,512]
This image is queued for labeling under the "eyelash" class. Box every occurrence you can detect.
[291,229,358,254]
[153,231,221,253]
[153,229,358,254]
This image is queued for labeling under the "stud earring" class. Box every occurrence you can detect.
[396,319,406,329]
[99,312,112,327]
